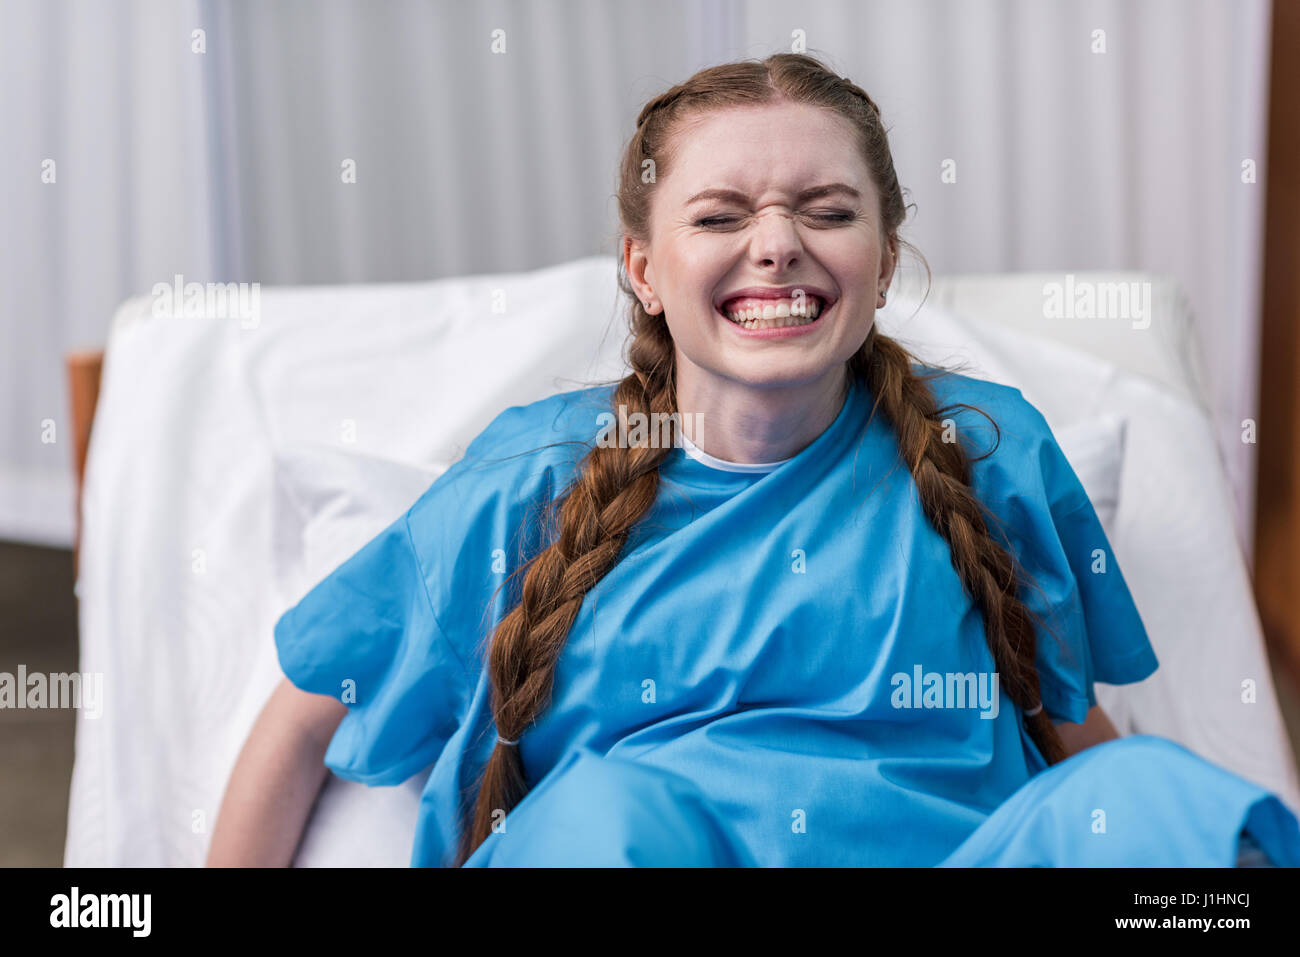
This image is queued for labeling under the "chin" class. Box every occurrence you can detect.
[719,364,839,392]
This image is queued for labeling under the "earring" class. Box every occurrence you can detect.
[643,300,654,312]
[879,290,887,305]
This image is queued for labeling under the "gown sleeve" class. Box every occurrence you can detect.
[968,388,1160,725]
[273,509,474,786]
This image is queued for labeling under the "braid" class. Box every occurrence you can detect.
[859,330,1069,765]
[452,305,678,866]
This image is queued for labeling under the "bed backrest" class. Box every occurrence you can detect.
[923,271,1211,412]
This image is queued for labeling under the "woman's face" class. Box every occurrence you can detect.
[627,101,895,399]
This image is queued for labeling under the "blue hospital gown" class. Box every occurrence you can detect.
[273,368,1300,867]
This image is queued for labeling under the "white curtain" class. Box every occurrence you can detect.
[1,0,221,545]
[1,0,1270,558]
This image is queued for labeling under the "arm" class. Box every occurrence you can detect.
[1054,704,1119,759]
[206,676,348,867]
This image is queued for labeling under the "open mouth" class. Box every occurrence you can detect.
[715,294,835,332]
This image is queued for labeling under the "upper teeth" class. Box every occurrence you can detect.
[722,297,824,321]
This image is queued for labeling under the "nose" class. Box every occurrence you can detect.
[749,208,803,272]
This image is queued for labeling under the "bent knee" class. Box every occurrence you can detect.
[472,748,743,867]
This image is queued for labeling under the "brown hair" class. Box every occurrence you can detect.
[452,52,1067,866]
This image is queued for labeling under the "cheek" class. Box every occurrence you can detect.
[661,310,711,349]
[821,252,877,294]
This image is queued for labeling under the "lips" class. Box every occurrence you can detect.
[719,293,829,314]
[714,285,838,313]
[715,297,835,334]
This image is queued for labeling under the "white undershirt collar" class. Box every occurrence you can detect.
[678,432,794,473]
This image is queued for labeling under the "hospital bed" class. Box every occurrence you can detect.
[62,256,1300,866]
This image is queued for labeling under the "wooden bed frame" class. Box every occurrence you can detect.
[65,349,104,574]
[1256,0,1300,694]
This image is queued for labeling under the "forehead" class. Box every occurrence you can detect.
[662,102,870,202]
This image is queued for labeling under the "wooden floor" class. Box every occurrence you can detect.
[2,539,1299,867]
[0,541,78,867]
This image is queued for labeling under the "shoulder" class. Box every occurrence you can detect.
[915,364,1049,452]
[405,383,614,555]
[913,363,1085,517]
[461,384,617,464]
[400,384,617,655]
[410,384,616,506]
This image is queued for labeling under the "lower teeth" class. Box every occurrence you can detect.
[728,313,818,330]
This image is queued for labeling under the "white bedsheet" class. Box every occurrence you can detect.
[64,256,1300,867]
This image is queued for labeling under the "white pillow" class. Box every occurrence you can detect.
[272,443,446,608]
[271,443,447,867]
[1053,413,1127,535]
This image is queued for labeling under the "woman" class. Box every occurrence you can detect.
[208,53,1299,868]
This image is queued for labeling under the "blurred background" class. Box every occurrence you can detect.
[2,0,1298,865]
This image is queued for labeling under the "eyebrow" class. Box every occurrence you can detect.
[685,183,862,206]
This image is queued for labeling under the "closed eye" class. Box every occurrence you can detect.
[696,211,855,228]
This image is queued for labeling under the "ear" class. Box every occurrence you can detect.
[879,236,899,293]
[624,235,655,304]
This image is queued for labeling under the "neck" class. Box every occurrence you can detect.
[674,362,851,464]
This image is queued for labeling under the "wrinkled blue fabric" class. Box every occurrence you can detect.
[462,745,756,867]
[939,735,1300,867]
[274,368,1298,867]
